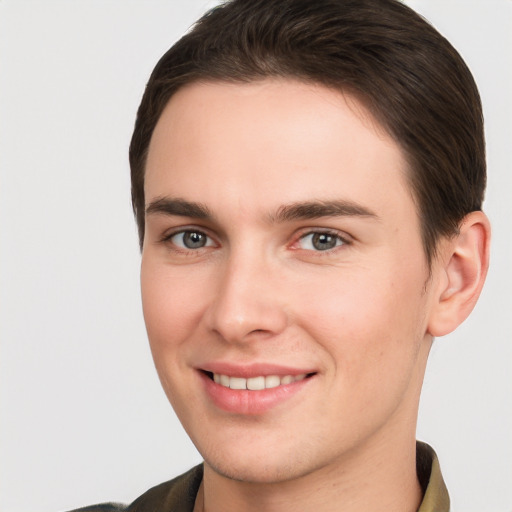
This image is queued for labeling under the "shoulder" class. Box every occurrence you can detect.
[66,505,126,512]
[66,465,203,512]
[127,465,203,511]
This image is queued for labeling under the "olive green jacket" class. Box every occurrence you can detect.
[70,442,449,512]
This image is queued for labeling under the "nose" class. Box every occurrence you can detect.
[204,252,288,344]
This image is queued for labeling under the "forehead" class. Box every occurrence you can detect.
[145,79,414,223]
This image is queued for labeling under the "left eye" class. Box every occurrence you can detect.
[169,230,215,250]
[297,232,345,251]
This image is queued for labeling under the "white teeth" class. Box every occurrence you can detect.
[280,375,294,385]
[229,377,247,389]
[247,376,265,390]
[212,373,309,390]
[265,375,281,388]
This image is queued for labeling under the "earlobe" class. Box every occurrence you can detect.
[427,211,491,337]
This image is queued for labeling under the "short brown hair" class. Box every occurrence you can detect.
[129,0,485,264]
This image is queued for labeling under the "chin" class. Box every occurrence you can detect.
[205,456,314,484]
[198,435,326,485]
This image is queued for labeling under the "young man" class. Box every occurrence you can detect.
[78,0,490,510]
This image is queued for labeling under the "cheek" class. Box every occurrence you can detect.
[140,259,213,416]
[295,263,428,377]
[140,259,209,354]
[297,269,429,436]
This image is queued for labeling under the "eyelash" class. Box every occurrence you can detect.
[291,229,351,254]
[159,227,352,255]
[160,228,217,253]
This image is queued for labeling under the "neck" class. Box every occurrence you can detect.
[196,434,422,512]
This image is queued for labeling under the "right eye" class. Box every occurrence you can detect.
[168,230,215,250]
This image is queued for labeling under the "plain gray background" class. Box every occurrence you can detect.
[1,1,511,511]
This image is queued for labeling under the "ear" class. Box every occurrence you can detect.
[427,211,491,337]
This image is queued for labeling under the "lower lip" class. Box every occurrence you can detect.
[199,372,313,415]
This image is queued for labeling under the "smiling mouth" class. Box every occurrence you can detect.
[204,371,315,390]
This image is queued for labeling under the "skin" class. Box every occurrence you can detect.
[140,79,490,512]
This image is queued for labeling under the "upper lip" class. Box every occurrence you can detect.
[198,362,317,378]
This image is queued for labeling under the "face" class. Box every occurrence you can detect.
[141,79,438,483]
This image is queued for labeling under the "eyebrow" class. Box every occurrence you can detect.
[146,197,213,219]
[270,200,378,223]
[145,197,378,223]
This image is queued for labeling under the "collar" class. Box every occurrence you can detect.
[416,441,450,512]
